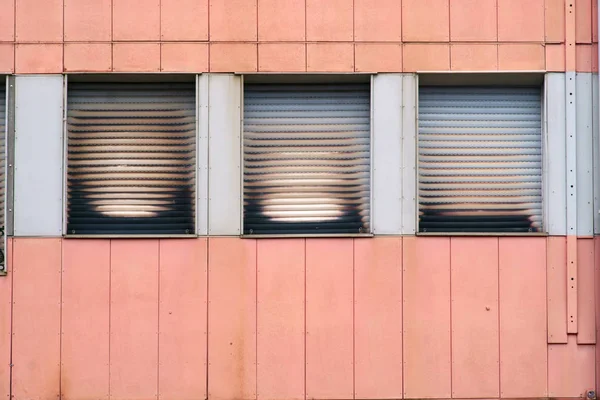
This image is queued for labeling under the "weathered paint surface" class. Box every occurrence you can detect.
[578,238,596,344]
[596,236,600,392]
[499,237,548,398]
[548,335,595,397]
[109,240,159,400]
[450,237,499,398]
[305,239,354,400]
[403,236,451,398]
[548,236,568,343]
[0,236,597,400]
[256,239,305,400]
[158,239,208,400]
[208,238,257,400]
[0,238,12,399]
[354,237,403,399]
[61,240,110,400]
[11,238,62,400]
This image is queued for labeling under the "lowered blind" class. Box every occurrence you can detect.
[243,83,371,235]
[418,86,543,233]
[0,83,5,268]
[67,82,196,235]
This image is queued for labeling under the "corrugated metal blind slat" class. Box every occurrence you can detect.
[0,83,5,265]
[418,86,543,233]
[244,84,371,235]
[67,82,196,235]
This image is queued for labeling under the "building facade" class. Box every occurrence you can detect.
[0,1,599,400]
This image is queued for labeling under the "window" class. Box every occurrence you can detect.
[418,86,543,233]
[66,82,196,235]
[243,83,371,235]
[0,79,6,270]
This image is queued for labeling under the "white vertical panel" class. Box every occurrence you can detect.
[208,74,242,235]
[576,73,594,236]
[372,74,402,234]
[14,75,64,236]
[402,74,417,234]
[546,73,567,235]
[197,74,209,235]
[593,74,600,234]
[566,72,577,236]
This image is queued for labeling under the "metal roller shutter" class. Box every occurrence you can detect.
[243,83,371,235]
[67,82,196,235]
[418,86,543,233]
[0,82,5,268]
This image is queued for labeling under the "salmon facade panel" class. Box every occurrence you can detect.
[499,238,548,398]
[0,239,12,399]
[208,238,257,400]
[305,239,354,400]
[403,237,452,398]
[61,240,110,400]
[256,239,305,400]
[450,238,499,398]
[158,239,208,400]
[354,237,403,399]
[11,239,62,400]
[109,240,160,400]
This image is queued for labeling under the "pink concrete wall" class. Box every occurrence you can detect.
[0,0,597,73]
[0,236,597,400]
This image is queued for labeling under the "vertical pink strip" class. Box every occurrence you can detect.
[547,237,568,343]
[566,0,577,70]
[109,240,159,400]
[353,237,402,399]
[499,237,547,398]
[208,238,257,400]
[577,238,596,344]
[403,237,451,399]
[12,238,62,400]
[595,237,600,391]
[62,239,110,400]
[158,239,208,400]
[450,237,499,398]
[305,239,353,400]
[256,239,305,400]
[0,238,12,398]
[567,235,578,333]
